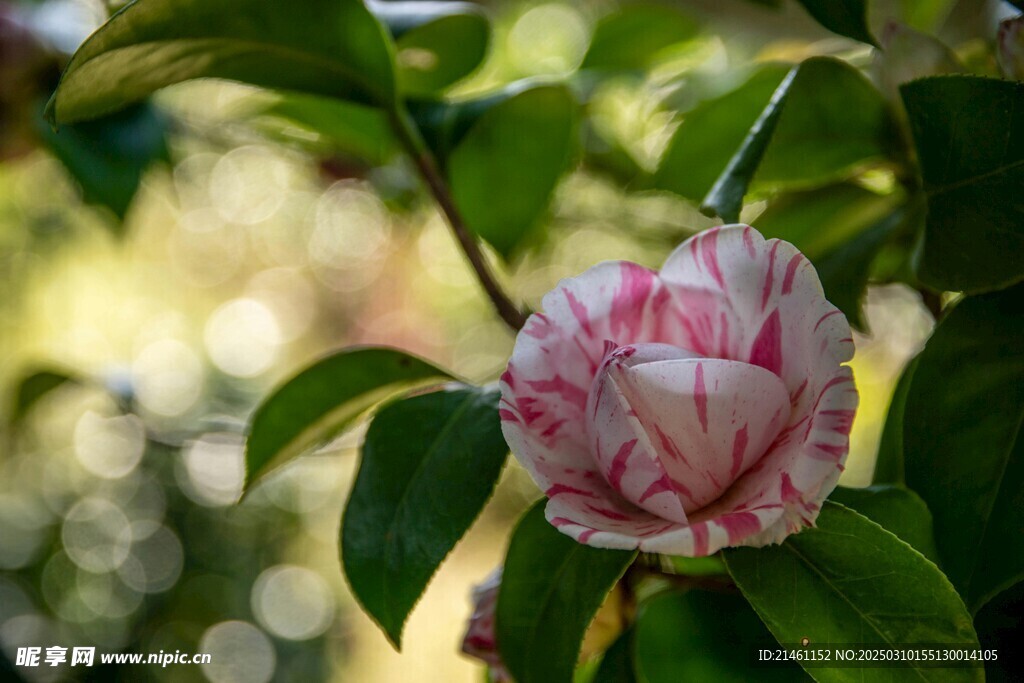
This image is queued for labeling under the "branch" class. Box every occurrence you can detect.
[388,106,529,332]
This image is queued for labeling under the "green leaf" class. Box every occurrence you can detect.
[497,501,636,683]
[244,347,451,489]
[374,1,490,96]
[635,590,807,683]
[901,76,1024,293]
[655,65,789,201]
[828,484,940,562]
[34,101,168,222]
[813,208,907,331]
[903,285,1024,612]
[702,57,893,222]
[755,60,894,186]
[342,384,507,648]
[698,67,794,222]
[872,354,919,485]
[753,184,896,258]
[47,0,396,125]
[580,4,699,72]
[9,369,80,425]
[444,83,578,259]
[724,503,981,683]
[592,628,636,683]
[794,0,876,46]
[255,94,396,166]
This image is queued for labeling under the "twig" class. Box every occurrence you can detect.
[388,106,529,332]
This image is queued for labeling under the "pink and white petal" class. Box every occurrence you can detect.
[638,506,784,556]
[620,358,791,513]
[684,365,859,550]
[587,344,700,522]
[544,494,683,551]
[659,225,854,394]
[500,413,602,499]
[504,261,682,444]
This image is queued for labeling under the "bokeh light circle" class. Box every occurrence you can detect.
[251,565,334,641]
[199,620,276,683]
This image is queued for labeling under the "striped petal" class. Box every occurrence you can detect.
[500,261,684,497]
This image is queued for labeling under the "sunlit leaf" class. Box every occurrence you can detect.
[255,94,396,166]
[581,4,698,72]
[655,65,788,201]
[47,0,396,124]
[372,0,490,96]
[702,57,893,222]
[417,82,578,259]
[244,347,451,489]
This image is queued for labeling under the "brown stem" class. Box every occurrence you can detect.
[388,107,529,332]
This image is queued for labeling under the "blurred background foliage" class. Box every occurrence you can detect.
[0,0,1018,681]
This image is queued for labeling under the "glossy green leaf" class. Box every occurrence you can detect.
[725,503,981,683]
[702,57,893,222]
[655,65,789,201]
[755,60,894,185]
[373,1,490,96]
[34,101,168,222]
[497,501,636,683]
[244,347,451,489]
[903,285,1024,612]
[872,355,919,485]
[256,94,396,165]
[794,0,876,46]
[635,590,806,683]
[592,628,636,683]
[342,384,507,648]
[699,67,794,222]
[754,184,895,255]
[47,0,396,125]
[9,368,80,425]
[813,208,907,331]
[902,76,1024,293]
[581,4,698,72]
[828,484,939,562]
[445,83,577,259]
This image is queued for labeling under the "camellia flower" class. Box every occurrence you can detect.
[461,569,511,682]
[461,567,628,678]
[499,225,857,556]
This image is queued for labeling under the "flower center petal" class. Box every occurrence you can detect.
[618,357,791,513]
[586,342,703,523]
